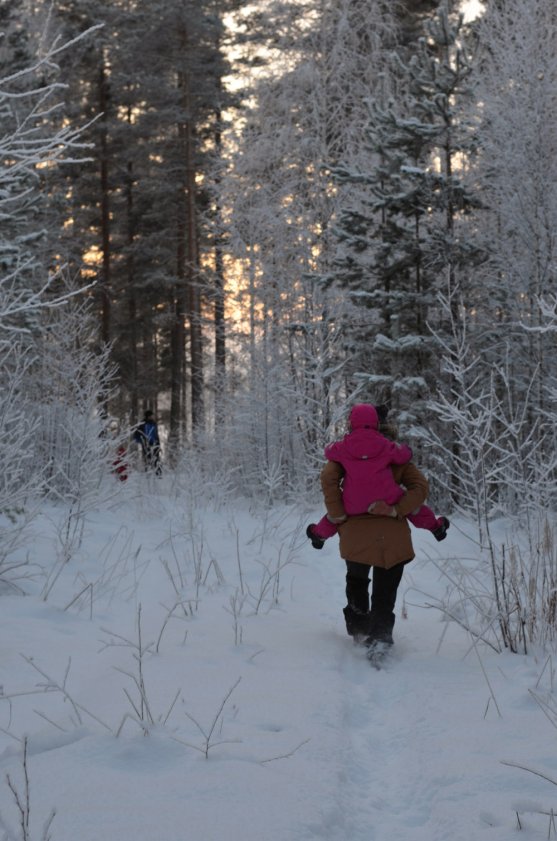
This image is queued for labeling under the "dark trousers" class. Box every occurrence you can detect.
[143,445,162,475]
[344,560,406,639]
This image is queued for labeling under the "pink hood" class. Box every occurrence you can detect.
[349,403,379,431]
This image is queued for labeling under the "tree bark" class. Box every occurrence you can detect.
[183,69,204,433]
[214,107,226,427]
[98,57,111,347]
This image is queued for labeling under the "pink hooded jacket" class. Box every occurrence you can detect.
[324,404,413,516]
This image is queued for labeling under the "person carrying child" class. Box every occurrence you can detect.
[306,403,449,549]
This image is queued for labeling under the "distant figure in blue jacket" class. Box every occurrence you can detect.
[134,410,162,474]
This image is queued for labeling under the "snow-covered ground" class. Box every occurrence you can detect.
[0,476,556,841]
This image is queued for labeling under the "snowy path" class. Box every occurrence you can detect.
[0,493,555,840]
[310,532,556,841]
[331,635,477,841]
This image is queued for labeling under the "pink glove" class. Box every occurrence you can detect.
[368,500,397,518]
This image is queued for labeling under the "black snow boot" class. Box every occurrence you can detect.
[363,611,395,647]
[366,627,394,646]
[343,606,374,640]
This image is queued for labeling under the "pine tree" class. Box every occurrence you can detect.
[49,0,233,446]
[328,3,483,443]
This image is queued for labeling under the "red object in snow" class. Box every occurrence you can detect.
[113,445,128,481]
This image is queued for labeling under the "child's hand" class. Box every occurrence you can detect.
[327,514,348,524]
[368,500,397,518]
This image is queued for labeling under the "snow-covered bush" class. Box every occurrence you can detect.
[427,287,557,652]
[29,280,116,506]
[432,518,556,655]
[0,344,43,594]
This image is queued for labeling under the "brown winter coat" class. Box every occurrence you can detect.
[320,460,429,569]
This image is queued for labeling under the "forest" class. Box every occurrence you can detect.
[1,0,556,523]
[2,4,557,836]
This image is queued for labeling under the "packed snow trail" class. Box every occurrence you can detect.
[310,529,554,841]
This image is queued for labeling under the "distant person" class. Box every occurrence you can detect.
[306,403,449,549]
[134,410,162,475]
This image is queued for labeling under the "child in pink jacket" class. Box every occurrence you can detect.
[307,403,449,549]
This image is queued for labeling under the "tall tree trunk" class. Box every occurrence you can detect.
[184,73,204,433]
[125,100,138,422]
[214,107,226,427]
[169,198,186,452]
[99,57,111,347]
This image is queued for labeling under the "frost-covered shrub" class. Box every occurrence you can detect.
[28,283,117,505]
[434,518,557,655]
